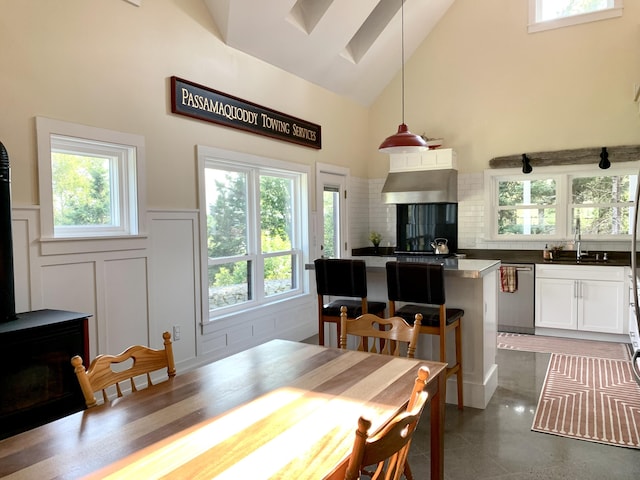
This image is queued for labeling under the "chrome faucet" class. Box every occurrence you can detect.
[575,217,582,260]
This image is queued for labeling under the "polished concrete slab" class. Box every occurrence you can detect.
[304,336,640,479]
[410,349,640,480]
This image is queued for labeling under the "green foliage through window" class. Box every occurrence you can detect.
[52,153,112,227]
[204,163,302,311]
[492,168,636,238]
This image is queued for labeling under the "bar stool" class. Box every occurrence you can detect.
[314,258,386,347]
[385,261,464,409]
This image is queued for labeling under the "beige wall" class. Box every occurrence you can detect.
[0,0,370,210]
[5,1,637,200]
[369,0,640,177]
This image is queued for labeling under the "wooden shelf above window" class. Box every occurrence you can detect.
[489,144,640,169]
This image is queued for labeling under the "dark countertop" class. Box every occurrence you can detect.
[458,249,631,267]
[353,247,633,267]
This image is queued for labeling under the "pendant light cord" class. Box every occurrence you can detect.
[401,0,405,125]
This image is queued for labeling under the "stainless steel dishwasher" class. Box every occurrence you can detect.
[497,263,535,334]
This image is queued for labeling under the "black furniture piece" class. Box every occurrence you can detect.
[0,309,90,439]
[314,258,386,346]
[386,261,464,409]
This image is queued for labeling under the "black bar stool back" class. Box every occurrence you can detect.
[314,258,386,346]
[386,261,464,409]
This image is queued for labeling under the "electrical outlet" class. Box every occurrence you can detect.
[172,325,181,341]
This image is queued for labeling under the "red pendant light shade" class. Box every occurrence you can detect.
[379,0,427,154]
[379,123,428,154]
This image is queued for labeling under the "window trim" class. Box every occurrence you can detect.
[36,117,147,255]
[528,0,623,33]
[485,163,638,242]
[316,163,350,259]
[197,145,310,322]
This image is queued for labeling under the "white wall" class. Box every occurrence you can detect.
[12,208,317,370]
[5,0,640,369]
[1,0,366,367]
[368,0,640,179]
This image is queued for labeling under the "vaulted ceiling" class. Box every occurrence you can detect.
[204,0,455,106]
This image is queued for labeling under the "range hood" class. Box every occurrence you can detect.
[381,169,458,204]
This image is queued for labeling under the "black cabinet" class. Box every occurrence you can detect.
[0,309,90,439]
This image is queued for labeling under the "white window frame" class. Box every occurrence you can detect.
[485,163,637,241]
[316,163,350,260]
[36,117,146,255]
[197,145,310,322]
[528,0,623,33]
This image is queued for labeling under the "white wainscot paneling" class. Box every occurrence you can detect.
[41,262,98,355]
[148,212,200,367]
[199,295,316,364]
[11,216,32,312]
[104,257,149,353]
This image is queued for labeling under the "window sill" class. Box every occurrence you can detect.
[39,234,148,256]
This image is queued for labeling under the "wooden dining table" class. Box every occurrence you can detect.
[0,339,446,480]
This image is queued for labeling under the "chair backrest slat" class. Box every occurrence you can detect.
[340,307,422,358]
[71,331,176,408]
[344,366,431,480]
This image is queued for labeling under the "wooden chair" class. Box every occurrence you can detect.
[71,331,176,408]
[339,306,422,358]
[314,258,386,346]
[344,365,431,480]
[386,261,464,410]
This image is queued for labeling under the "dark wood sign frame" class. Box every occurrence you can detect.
[170,76,322,150]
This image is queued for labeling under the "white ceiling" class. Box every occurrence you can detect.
[204,0,455,106]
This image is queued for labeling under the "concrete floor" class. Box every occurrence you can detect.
[304,336,640,479]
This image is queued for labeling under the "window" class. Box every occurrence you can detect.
[497,177,558,235]
[486,165,637,241]
[36,117,145,246]
[316,166,349,259]
[198,146,308,319]
[571,173,634,235]
[528,0,622,33]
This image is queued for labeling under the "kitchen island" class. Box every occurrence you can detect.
[311,256,501,409]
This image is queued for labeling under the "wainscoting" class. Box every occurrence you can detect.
[11,207,316,373]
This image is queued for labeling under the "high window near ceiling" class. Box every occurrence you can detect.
[528,0,623,33]
[197,146,308,321]
[486,164,637,241]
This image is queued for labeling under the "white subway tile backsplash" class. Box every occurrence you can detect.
[350,172,629,253]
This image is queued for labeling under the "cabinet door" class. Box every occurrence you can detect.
[579,280,625,334]
[535,278,577,329]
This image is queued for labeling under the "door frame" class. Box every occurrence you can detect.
[315,163,350,260]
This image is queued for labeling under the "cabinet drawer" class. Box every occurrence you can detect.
[535,264,625,282]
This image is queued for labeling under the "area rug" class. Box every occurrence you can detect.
[532,353,640,449]
[497,332,631,361]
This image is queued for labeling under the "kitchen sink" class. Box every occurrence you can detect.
[546,253,608,264]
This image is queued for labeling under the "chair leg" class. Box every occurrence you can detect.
[318,317,325,346]
[455,321,463,410]
[403,459,414,480]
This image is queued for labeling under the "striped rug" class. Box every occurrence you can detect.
[532,353,640,449]
[497,332,631,361]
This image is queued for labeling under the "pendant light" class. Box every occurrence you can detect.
[379,0,428,154]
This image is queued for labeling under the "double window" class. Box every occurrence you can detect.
[528,0,623,33]
[487,165,637,240]
[198,147,308,320]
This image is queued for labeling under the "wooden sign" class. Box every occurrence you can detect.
[170,76,322,149]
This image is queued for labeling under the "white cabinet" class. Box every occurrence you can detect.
[389,148,457,172]
[535,264,627,334]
